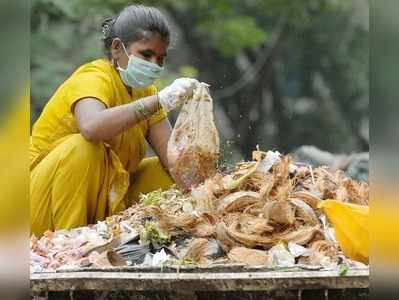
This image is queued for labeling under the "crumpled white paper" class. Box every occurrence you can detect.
[151,249,170,266]
[257,151,281,173]
[288,242,310,258]
[266,243,295,268]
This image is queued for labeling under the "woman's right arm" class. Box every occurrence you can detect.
[74,95,159,142]
[74,77,199,143]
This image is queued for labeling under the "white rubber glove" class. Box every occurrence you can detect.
[158,78,199,112]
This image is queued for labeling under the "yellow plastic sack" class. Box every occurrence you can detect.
[319,200,369,264]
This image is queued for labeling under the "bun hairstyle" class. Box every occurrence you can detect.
[101,5,170,58]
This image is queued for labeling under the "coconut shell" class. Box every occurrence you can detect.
[276,226,321,245]
[92,250,126,267]
[258,173,275,199]
[227,218,320,249]
[191,184,215,213]
[336,178,369,206]
[215,222,241,252]
[290,198,319,226]
[190,213,219,237]
[268,200,296,225]
[221,212,241,227]
[314,168,339,199]
[184,238,209,263]
[238,215,274,235]
[217,191,260,212]
[228,247,268,266]
[191,222,215,237]
[226,220,275,248]
[289,191,322,209]
[159,213,197,236]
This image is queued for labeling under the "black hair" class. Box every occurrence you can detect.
[101,5,170,58]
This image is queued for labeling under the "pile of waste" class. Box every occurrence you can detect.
[30,83,368,272]
[30,149,369,273]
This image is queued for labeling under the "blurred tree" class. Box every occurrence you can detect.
[31,0,369,161]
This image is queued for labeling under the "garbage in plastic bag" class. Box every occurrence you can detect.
[319,199,369,264]
[167,82,219,190]
[114,243,150,265]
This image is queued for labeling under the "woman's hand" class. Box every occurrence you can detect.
[158,78,198,112]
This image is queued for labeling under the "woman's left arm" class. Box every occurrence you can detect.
[147,118,172,171]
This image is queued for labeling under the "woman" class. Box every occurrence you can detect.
[30,5,197,236]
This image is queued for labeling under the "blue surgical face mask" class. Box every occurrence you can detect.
[116,41,164,88]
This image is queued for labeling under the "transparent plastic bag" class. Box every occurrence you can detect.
[167,82,219,190]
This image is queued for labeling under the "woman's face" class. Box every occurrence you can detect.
[111,33,169,68]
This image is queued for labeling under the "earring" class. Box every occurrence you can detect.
[112,58,118,67]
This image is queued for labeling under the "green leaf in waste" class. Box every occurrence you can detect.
[338,263,348,276]
[139,189,163,207]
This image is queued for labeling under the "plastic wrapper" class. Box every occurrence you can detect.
[288,242,310,258]
[266,243,295,268]
[152,249,170,266]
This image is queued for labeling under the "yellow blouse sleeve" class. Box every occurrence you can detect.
[66,69,113,112]
[146,85,167,127]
